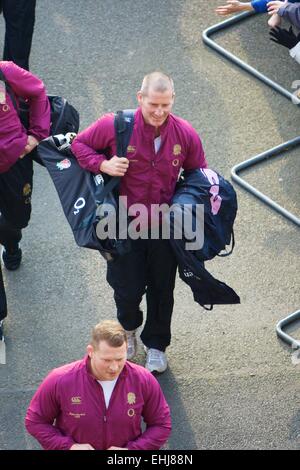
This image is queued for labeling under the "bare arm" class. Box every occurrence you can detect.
[215,1,254,16]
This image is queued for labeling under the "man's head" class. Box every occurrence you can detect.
[137,71,175,129]
[87,320,127,381]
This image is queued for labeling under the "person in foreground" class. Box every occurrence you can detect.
[25,320,171,450]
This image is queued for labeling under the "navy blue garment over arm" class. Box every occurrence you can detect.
[278,2,300,29]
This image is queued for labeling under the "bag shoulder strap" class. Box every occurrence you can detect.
[95,109,135,201]
[114,109,135,158]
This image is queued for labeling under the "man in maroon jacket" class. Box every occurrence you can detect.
[0,60,50,341]
[25,320,171,450]
[71,71,207,373]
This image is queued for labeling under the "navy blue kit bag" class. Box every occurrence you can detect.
[37,110,135,260]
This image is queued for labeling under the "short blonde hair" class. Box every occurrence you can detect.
[91,320,127,349]
[140,71,174,96]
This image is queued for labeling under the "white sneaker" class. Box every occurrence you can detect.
[145,347,168,373]
[125,330,137,360]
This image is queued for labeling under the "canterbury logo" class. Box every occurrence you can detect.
[71,396,82,404]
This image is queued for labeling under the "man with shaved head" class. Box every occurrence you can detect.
[72,72,207,373]
[140,71,174,98]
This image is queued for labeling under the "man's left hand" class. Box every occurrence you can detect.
[25,135,39,153]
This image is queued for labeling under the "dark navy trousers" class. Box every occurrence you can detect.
[2,0,36,71]
[107,238,177,351]
[0,155,33,251]
[0,156,33,322]
[0,263,7,321]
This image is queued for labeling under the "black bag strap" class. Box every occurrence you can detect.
[95,109,135,201]
[217,230,235,257]
[114,109,135,157]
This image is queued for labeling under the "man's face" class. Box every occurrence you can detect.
[87,340,127,381]
[137,87,174,128]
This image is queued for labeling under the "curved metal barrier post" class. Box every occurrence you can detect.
[202,12,298,103]
[231,137,300,227]
[203,14,300,346]
[276,310,300,349]
[203,13,300,227]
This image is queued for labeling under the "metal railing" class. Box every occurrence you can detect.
[276,310,300,348]
[202,12,300,348]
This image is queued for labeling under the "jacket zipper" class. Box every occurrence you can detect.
[95,381,108,449]
[148,137,158,203]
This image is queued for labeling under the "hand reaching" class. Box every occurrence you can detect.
[215,0,245,16]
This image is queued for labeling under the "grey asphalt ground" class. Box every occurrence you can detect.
[0,0,299,450]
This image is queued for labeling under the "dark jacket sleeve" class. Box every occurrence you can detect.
[278,2,300,29]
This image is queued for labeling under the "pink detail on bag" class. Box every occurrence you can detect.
[201,168,222,215]
[210,192,222,215]
[201,168,219,186]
